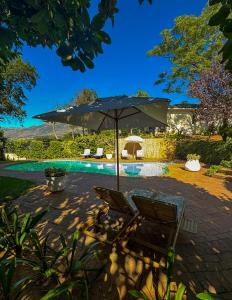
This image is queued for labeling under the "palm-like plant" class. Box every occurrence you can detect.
[17,230,62,284]
[0,207,47,257]
[41,231,104,300]
[0,258,31,300]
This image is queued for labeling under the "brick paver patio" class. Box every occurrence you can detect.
[1,163,232,299]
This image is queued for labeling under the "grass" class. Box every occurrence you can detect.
[0,176,35,202]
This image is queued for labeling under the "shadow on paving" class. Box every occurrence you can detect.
[9,172,232,300]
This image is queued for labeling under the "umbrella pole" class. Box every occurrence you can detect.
[115,112,120,191]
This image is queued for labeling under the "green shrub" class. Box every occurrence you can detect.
[28,140,44,159]
[176,138,232,164]
[0,205,103,300]
[45,168,65,177]
[46,141,64,159]
[220,160,232,169]
[0,134,6,160]
[186,153,201,160]
[205,165,222,177]
[5,139,30,158]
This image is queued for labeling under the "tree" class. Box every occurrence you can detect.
[148,4,224,93]
[209,0,232,71]
[0,57,38,120]
[73,89,98,106]
[72,89,98,135]
[0,0,151,72]
[189,62,232,141]
[173,101,198,108]
[51,122,59,140]
[136,89,149,97]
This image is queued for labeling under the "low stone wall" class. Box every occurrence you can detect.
[119,138,166,159]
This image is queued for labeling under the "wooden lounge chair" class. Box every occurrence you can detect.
[93,148,104,158]
[121,149,129,159]
[136,149,144,159]
[80,186,140,244]
[131,192,185,254]
[81,149,91,158]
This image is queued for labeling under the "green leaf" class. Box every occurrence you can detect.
[19,232,27,245]
[40,281,76,300]
[128,290,149,299]
[209,5,231,26]
[56,44,73,58]
[59,234,67,248]
[91,14,106,31]
[30,9,48,24]
[21,213,30,233]
[16,258,38,268]
[70,259,82,272]
[81,8,90,26]
[196,292,220,300]
[223,19,232,34]
[53,12,66,30]
[209,0,222,5]
[96,31,111,44]
[29,210,47,229]
[13,210,18,231]
[69,230,79,271]
[174,283,186,300]
[220,40,232,62]
[11,275,31,291]
[79,52,94,69]
[70,57,85,72]
[6,259,15,294]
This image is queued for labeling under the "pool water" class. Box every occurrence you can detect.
[5,160,168,177]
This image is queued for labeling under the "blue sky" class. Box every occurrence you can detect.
[3,0,207,128]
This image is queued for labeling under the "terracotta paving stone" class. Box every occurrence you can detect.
[1,162,232,299]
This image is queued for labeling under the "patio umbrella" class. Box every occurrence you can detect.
[125,135,144,158]
[34,95,170,190]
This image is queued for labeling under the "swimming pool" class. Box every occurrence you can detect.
[5,160,168,177]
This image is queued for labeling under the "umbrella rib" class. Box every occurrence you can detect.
[98,111,116,120]
[118,108,125,118]
[119,110,141,120]
[97,114,107,131]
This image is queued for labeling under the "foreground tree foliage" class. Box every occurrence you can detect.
[0,57,38,119]
[0,0,152,72]
[209,0,232,71]
[189,62,232,141]
[148,4,224,93]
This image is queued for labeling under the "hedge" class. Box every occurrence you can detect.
[175,138,232,165]
[4,135,232,165]
[4,134,115,160]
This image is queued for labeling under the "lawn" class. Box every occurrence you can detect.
[0,176,35,202]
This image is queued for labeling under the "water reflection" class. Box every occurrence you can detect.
[6,161,168,177]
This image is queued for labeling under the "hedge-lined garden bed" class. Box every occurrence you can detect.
[4,134,115,160]
[175,138,232,165]
[3,135,232,166]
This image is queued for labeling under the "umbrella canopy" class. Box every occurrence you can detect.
[125,136,144,143]
[35,96,169,130]
[125,136,144,158]
[34,95,170,190]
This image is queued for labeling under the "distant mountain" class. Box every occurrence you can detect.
[2,123,81,139]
